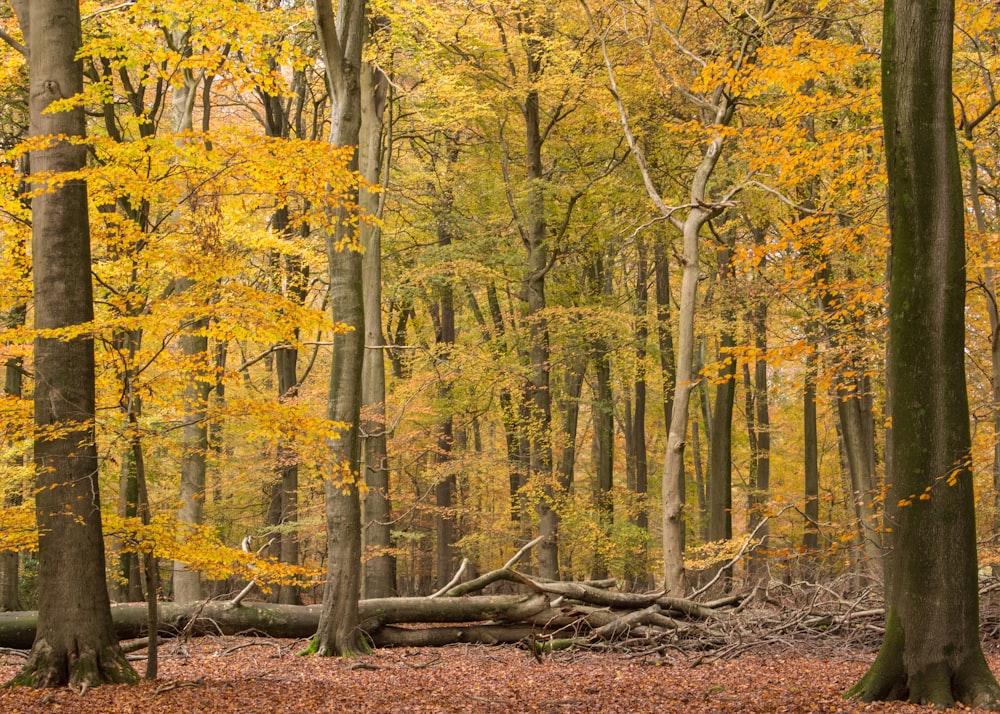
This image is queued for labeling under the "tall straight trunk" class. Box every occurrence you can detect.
[360,60,394,598]
[654,240,675,440]
[174,308,209,602]
[260,74,308,605]
[745,229,770,578]
[274,307,302,606]
[591,340,613,579]
[557,360,587,492]
[312,0,367,657]
[629,233,650,576]
[169,32,208,603]
[475,283,530,522]
[590,255,614,580]
[803,339,820,569]
[434,213,457,590]
[707,243,736,546]
[834,373,880,574]
[849,0,1000,702]
[522,72,557,581]
[11,0,136,686]
[815,250,881,576]
[1,300,25,611]
[964,138,1000,567]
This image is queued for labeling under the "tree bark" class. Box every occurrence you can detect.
[434,200,458,590]
[802,338,821,568]
[519,25,557,580]
[10,0,136,686]
[1,302,25,611]
[745,226,771,580]
[590,254,614,580]
[168,26,208,604]
[311,0,367,657]
[360,59,395,599]
[849,0,1000,703]
[707,245,736,547]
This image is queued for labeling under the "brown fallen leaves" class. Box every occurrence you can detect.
[2,637,1000,713]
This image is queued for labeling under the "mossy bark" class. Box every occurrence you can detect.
[9,0,137,689]
[850,0,1000,705]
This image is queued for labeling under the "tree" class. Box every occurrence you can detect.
[848,0,1000,704]
[311,0,368,656]
[9,0,136,687]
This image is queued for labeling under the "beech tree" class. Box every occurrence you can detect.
[848,0,1000,704]
[9,0,135,687]
[311,0,367,656]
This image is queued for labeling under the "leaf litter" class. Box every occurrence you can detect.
[4,636,1000,713]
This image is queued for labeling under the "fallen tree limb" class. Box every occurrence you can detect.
[0,594,549,649]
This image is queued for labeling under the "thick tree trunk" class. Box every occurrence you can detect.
[11,0,136,687]
[849,0,1000,704]
[311,0,367,657]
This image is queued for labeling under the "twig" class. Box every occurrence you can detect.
[505,536,544,569]
[430,557,469,598]
[689,506,792,600]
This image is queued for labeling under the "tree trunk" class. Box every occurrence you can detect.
[168,28,208,604]
[311,0,367,657]
[849,0,1000,703]
[258,74,307,607]
[1,303,25,611]
[360,60,395,599]
[434,213,457,590]
[521,60,557,581]
[590,255,614,581]
[964,136,1000,576]
[802,339,820,568]
[745,226,770,580]
[10,0,136,686]
[707,245,736,547]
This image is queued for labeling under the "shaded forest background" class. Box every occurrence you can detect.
[1,0,999,607]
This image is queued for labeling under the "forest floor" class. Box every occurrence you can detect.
[4,635,1000,713]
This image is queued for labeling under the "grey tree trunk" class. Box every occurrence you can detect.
[168,30,208,604]
[849,0,1000,703]
[359,60,394,599]
[10,0,136,686]
[311,0,367,657]
[1,301,25,611]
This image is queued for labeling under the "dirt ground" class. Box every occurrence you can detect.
[3,636,1000,713]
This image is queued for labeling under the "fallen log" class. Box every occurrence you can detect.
[0,594,550,650]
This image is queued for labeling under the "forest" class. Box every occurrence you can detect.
[1,0,1000,709]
